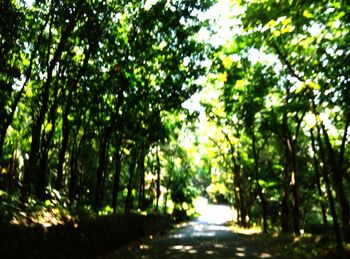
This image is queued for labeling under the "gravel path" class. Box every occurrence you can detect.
[105,202,278,258]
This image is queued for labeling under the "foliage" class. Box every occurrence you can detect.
[197,0,350,249]
[0,0,214,224]
[1,0,349,254]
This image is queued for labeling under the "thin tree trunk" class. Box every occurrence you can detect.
[322,125,350,243]
[155,145,161,212]
[125,151,137,214]
[94,136,109,211]
[316,124,343,250]
[309,96,343,249]
[234,154,245,227]
[112,134,123,213]
[138,147,146,210]
[310,128,328,230]
[163,155,174,215]
[36,66,62,200]
[251,128,268,233]
[281,113,290,233]
[7,149,16,193]
[56,46,92,190]
[68,149,79,203]
[69,121,88,203]
[290,143,300,235]
[222,130,246,227]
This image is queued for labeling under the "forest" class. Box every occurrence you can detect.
[0,0,349,257]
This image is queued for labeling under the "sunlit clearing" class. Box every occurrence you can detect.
[194,197,232,224]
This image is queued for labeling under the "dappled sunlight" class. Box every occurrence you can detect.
[139,244,150,250]
[170,245,197,254]
[229,225,262,235]
[103,201,276,259]
[114,202,274,258]
[259,252,273,258]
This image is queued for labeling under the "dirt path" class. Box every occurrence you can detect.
[105,201,279,258]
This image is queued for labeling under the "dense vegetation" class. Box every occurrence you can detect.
[199,0,350,251]
[0,0,349,255]
[0,0,212,222]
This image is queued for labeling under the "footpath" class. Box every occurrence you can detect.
[105,201,279,258]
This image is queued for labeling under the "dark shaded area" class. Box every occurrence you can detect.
[0,214,171,258]
[248,232,350,259]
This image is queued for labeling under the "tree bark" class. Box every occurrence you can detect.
[94,74,128,212]
[290,143,300,235]
[94,136,109,211]
[155,145,161,212]
[316,124,343,250]
[112,134,123,213]
[281,109,291,233]
[310,128,328,231]
[251,128,268,233]
[322,125,350,243]
[56,45,92,190]
[36,64,62,200]
[21,5,82,202]
[125,150,137,214]
[138,147,146,210]
[68,118,87,203]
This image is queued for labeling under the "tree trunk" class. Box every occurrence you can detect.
[36,69,61,200]
[138,149,146,210]
[112,135,123,213]
[155,146,161,212]
[316,125,343,250]
[322,125,350,243]
[94,136,109,212]
[255,161,267,232]
[290,143,300,235]
[251,128,268,233]
[235,159,246,227]
[281,113,291,233]
[68,149,79,203]
[310,128,328,230]
[7,149,17,193]
[163,157,174,215]
[223,131,246,227]
[125,150,137,214]
[21,8,81,202]
[56,45,92,191]
[338,110,350,242]
[56,110,69,190]
[36,147,48,200]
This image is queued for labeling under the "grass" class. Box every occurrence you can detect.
[244,229,350,258]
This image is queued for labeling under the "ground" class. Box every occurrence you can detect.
[104,199,280,258]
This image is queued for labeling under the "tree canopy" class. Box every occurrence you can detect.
[0,0,349,253]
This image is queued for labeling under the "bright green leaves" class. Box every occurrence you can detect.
[303,9,313,19]
[295,80,321,94]
[263,16,294,37]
